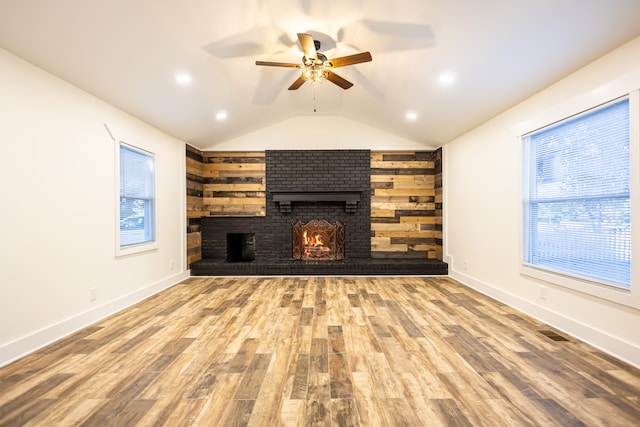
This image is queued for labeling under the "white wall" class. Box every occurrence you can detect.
[203,115,437,151]
[444,36,640,367]
[0,48,188,366]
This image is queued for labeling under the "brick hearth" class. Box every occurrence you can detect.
[190,258,448,276]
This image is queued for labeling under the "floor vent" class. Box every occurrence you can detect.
[538,329,570,342]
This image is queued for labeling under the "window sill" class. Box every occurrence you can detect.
[116,241,158,258]
[520,264,637,309]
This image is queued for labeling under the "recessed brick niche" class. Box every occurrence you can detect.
[190,149,448,276]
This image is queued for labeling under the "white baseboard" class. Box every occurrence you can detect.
[449,269,640,369]
[0,271,190,367]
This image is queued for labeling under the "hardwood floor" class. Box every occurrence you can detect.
[1,276,639,426]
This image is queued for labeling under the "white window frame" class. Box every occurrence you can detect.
[519,89,640,309]
[115,140,157,257]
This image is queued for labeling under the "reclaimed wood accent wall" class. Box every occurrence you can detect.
[370,150,442,260]
[434,148,443,260]
[185,148,267,268]
[201,152,266,217]
[187,148,443,267]
[186,145,204,267]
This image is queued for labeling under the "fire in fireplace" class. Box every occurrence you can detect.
[292,220,345,261]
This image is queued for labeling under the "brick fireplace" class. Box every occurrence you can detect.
[188,148,447,275]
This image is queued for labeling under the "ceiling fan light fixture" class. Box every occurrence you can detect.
[302,64,329,83]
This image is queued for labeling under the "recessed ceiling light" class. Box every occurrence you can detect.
[176,73,191,85]
[406,111,418,120]
[439,74,455,84]
[215,111,228,121]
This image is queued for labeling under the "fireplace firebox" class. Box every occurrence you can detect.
[226,233,255,262]
[292,220,344,261]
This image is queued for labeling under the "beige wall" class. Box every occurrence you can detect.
[444,36,640,367]
[0,48,188,366]
[202,115,437,151]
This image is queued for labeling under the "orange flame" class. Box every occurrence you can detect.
[302,230,330,257]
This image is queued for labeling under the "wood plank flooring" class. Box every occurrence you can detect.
[1,276,639,426]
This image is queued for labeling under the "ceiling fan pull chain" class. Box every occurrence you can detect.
[313,87,317,113]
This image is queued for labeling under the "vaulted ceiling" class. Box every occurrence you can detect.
[2,0,640,149]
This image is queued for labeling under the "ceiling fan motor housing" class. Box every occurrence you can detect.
[304,51,328,66]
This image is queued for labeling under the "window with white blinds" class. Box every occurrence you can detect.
[522,97,630,289]
[119,142,155,248]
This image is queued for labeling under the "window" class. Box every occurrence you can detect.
[522,97,631,292]
[118,142,156,253]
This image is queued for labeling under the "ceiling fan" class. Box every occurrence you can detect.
[255,33,372,90]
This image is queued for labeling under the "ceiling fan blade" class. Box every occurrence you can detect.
[326,70,353,89]
[255,61,300,68]
[288,75,307,90]
[297,33,317,60]
[328,52,372,68]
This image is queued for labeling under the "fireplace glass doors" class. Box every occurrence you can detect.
[292,220,345,261]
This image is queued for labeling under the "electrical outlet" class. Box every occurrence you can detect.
[464,260,469,271]
[170,260,174,270]
[539,286,547,300]
[90,287,97,302]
